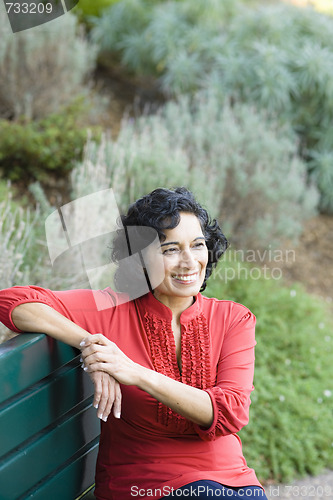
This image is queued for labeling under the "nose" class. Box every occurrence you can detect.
[179,248,196,268]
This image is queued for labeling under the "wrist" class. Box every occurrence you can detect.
[136,364,158,392]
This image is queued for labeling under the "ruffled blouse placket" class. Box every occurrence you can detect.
[141,293,212,432]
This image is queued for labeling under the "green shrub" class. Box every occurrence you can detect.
[0,101,101,183]
[75,0,119,18]
[73,0,120,28]
[92,0,240,75]
[70,90,318,250]
[91,0,154,62]
[71,125,197,212]
[0,183,35,288]
[0,9,97,120]
[74,0,187,25]
[92,0,333,212]
[309,150,333,213]
[205,259,333,482]
[0,181,38,343]
[225,4,333,212]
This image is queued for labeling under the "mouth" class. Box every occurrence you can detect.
[171,273,199,284]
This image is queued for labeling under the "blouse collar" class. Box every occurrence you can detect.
[138,291,203,323]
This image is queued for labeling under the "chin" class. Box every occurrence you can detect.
[173,282,203,296]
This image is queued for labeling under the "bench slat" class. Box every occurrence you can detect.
[0,360,94,456]
[0,402,100,499]
[19,439,99,500]
[0,334,79,404]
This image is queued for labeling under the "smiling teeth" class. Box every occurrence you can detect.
[173,274,197,281]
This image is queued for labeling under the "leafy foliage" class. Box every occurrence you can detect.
[74,0,119,19]
[73,0,121,28]
[70,90,318,250]
[74,0,188,25]
[91,0,333,212]
[0,101,101,183]
[205,259,333,482]
[92,0,239,76]
[0,182,38,343]
[0,9,97,120]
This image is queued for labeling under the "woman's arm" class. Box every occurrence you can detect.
[81,307,256,433]
[12,302,94,348]
[80,334,213,428]
[11,303,122,421]
[139,366,214,427]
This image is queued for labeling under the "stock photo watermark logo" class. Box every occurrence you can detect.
[45,189,165,311]
[214,247,296,283]
[3,0,79,33]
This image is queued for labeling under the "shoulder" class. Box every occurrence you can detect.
[201,295,255,327]
[40,286,133,315]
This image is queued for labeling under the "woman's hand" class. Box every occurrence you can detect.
[80,334,143,387]
[80,335,214,429]
[80,334,122,422]
[88,371,122,422]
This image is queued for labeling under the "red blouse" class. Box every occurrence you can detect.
[0,286,263,499]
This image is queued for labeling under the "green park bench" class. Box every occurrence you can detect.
[0,333,99,500]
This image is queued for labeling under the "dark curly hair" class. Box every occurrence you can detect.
[112,187,228,293]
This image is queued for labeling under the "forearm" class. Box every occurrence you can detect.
[11,303,91,348]
[80,336,214,427]
[137,365,214,428]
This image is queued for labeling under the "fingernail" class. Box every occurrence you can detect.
[80,341,85,347]
[80,357,83,362]
[98,413,103,420]
[115,412,121,419]
[94,404,99,409]
[102,416,108,422]
[83,366,88,372]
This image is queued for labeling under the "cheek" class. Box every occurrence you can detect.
[162,257,178,275]
[200,249,209,267]
[144,253,167,289]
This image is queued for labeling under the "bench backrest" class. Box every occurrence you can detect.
[0,333,100,500]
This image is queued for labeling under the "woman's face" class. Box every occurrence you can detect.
[146,212,209,303]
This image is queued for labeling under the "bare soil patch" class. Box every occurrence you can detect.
[267,214,333,308]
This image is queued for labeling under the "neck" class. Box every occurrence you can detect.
[153,292,195,322]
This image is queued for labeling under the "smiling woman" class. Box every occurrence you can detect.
[0,187,267,500]
[154,213,208,296]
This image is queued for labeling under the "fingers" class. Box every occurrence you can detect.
[97,372,111,422]
[80,335,122,421]
[81,342,116,373]
[102,376,114,420]
[102,376,122,421]
[79,333,94,348]
[80,336,113,368]
[92,371,102,410]
[88,371,122,422]
[81,343,109,360]
[113,381,122,419]
[80,333,110,349]
[81,341,114,379]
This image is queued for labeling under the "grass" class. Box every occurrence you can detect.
[205,258,333,483]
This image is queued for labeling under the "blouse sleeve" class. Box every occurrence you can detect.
[0,285,120,334]
[193,307,256,441]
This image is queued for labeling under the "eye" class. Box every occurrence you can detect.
[162,247,179,255]
[193,242,206,249]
